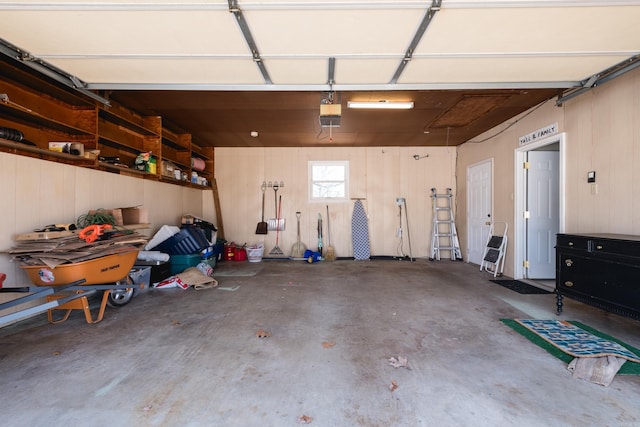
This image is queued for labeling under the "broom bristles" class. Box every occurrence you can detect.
[325,245,336,261]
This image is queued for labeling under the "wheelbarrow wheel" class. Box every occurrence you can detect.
[106,277,135,307]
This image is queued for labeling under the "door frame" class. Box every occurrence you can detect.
[513,132,566,280]
[466,158,494,265]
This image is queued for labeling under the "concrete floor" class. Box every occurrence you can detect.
[1,259,639,427]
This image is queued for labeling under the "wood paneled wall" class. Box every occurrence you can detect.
[214,146,457,258]
[456,66,640,278]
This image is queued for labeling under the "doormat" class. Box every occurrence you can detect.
[500,319,640,375]
[490,279,552,294]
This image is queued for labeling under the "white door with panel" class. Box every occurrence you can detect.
[467,160,492,265]
[525,150,560,279]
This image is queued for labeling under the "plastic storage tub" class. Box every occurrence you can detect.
[170,253,202,275]
[152,226,209,255]
[246,244,264,263]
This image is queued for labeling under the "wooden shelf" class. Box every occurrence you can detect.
[0,59,212,190]
[98,105,160,137]
[1,75,96,136]
[161,127,190,151]
[0,137,97,166]
[98,161,161,179]
[191,143,213,161]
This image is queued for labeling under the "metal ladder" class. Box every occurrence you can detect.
[429,188,462,261]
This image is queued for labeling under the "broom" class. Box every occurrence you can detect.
[324,205,336,261]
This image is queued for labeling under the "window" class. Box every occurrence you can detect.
[309,161,349,200]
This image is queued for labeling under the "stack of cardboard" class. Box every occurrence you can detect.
[8,230,147,269]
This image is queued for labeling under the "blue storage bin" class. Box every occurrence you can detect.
[212,238,226,261]
[152,226,209,255]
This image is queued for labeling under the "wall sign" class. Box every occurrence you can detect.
[519,122,558,145]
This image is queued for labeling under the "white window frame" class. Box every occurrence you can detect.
[308,160,349,201]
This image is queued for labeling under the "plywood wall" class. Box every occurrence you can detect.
[214,146,457,259]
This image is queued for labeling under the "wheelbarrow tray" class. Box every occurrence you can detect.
[21,251,138,286]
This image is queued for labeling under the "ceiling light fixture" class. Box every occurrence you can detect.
[347,101,414,110]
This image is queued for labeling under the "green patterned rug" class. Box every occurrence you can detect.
[501,319,640,375]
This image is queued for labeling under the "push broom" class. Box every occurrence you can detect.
[324,205,336,261]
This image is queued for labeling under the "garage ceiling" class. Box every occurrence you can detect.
[1,0,639,147]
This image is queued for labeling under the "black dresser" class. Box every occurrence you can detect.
[556,233,640,320]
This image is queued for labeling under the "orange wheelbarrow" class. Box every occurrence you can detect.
[16,250,140,324]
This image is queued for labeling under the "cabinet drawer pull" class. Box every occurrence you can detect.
[596,245,603,250]
[564,281,574,287]
[568,242,574,246]
[564,259,573,267]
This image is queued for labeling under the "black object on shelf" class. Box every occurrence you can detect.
[0,127,24,142]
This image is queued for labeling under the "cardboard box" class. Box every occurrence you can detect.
[88,208,124,226]
[120,206,149,225]
[160,160,175,178]
[83,149,100,160]
[86,206,147,226]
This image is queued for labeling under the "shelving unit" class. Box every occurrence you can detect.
[97,101,161,175]
[191,139,214,187]
[0,138,96,167]
[0,62,97,151]
[159,127,190,183]
[0,58,213,189]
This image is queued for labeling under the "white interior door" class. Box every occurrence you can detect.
[467,160,492,265]
[525,150,560,279]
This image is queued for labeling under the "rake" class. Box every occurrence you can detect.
[269,195,284,255]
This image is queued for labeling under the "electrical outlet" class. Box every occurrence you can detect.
[590,183,598,195]
[396,197,405,206]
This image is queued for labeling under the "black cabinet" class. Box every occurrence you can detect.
[556,233,640,319]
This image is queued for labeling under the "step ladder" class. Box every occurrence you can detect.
[480,221,508,277]
[429,188,462,261]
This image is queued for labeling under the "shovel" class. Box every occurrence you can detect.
[291,211,307,258]
[255,181,268,234]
